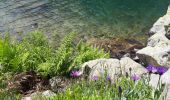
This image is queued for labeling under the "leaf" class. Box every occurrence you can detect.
[20,52,29,63]
[37,62,52,72]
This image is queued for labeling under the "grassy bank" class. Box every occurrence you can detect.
[0,31,164,100]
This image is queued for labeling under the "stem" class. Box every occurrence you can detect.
[156,75,161,90]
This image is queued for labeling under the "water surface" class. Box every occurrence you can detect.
[0,0,170,37]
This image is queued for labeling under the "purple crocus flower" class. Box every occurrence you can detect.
[106,75,111,81]
[146,64,157,73]
[131,74,140,81]
[70,70,81,78]
[92,75,99,81]
[156,67,168,75]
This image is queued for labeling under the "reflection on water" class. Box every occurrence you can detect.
[0,0,170,37]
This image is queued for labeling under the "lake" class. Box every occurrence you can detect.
[0,0,170,37]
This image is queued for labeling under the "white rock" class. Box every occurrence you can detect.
[21,97,32,100]
[149,69,170,89]
[42,90,56,97]
[149,6,170,36]
[149,74,160,89]
[80,57,147,82]
[120,57,147,75]
[80,58,121,82]
[22,90,56,100]
[147,33,170,47]
[137,46,170,67]
[137,6,170,68]
[49,76,67,92]
[161,69,170,84]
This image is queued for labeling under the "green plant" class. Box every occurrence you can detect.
[52,76,162,100]
[70,40,109,70]
[0,90,21,100]
[0,31,109,77]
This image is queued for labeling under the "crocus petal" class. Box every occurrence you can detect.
[92,75,98,81]
[156,67,168,75]
[131,74,140,81]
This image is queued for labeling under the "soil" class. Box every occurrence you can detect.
[7,71,50,95]
[7,71,73,96]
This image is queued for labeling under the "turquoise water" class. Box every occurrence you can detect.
[0,0,170,37]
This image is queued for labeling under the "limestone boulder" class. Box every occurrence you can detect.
[137,6,170,68]
[149,6,170,36]
[120,57,148,75]
[80,57,147,82]
[22,90,56,100]
[80,58,121,82]
[161,69,170,84]
[137,46,170,68]
[49,76,69,93]
[149,69,170,89]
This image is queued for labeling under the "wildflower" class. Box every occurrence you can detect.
[156,67,168,75]
[70,70,81,78]
[131,74,140,81]
[106,75,111,81]
[146,64,157,73]
[92,75,98,81]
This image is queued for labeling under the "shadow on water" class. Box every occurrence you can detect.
[0,0,170,37]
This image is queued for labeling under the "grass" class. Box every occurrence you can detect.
[32,75,164,100]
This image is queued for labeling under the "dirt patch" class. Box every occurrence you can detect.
[7,71,49,95]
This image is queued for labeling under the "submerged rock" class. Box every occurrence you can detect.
[137,6,170,68]
[80,57,147,82]
[88,38,145,62]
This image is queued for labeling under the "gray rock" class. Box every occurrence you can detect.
[149,6,170,36]
[80,57,147,82]
[49,76,68,93]
[149,74,160,89]
[149,69,170,89]
[165,26,170,39]
[42,90,56,97]
[161,69,170,84]
[22,92,41,100]
[22,90,56,100]
[137,46,170,67]
[80,58,121,83]
[120,57,148,76]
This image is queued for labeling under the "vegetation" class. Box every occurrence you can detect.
[55,79,160,100]
[30,75,164,100]
[0,31,109,77]
[0,31,164,99]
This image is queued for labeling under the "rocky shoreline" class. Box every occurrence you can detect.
[19,6,170,100]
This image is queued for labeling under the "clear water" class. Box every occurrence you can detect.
[0,0,170,37]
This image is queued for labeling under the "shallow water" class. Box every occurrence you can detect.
[0,0,170,37]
